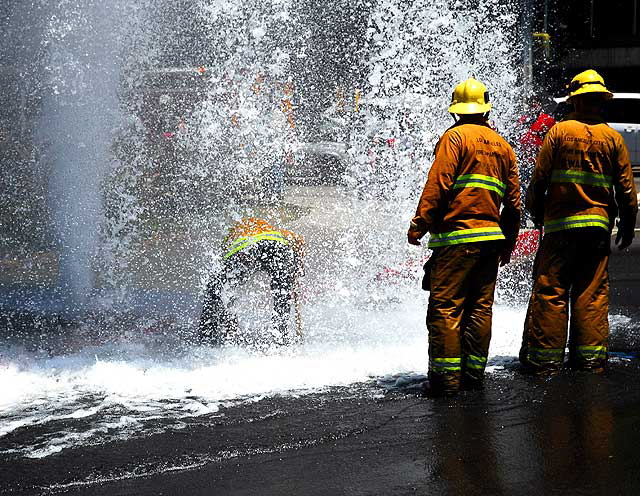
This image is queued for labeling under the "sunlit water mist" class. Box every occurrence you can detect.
[343,0,527,279]
[37,1,133,311]
[0,0,536,460]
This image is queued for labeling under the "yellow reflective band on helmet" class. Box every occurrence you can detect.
[224,231,289,259]
[430,357,461,372]
[550,170,612,188]
[466,355,488,370]
[453,174,506,197]
[544,214,609,233]
[429,227,505,248]
[576,345,607,358]
[528,347,564,363]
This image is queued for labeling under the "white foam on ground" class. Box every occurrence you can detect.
[0,294,526,458]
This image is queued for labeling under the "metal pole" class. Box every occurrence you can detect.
[522,0,535,94]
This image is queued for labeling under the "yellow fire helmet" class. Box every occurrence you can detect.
[448,77,492,115]
[567,69,613,101]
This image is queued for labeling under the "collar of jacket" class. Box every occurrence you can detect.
[449,116,492,130]
[563,111,606,125]
[434,119,493,156]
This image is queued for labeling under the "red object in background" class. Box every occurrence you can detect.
[163,131,174,140]
[520,113,556,150]
[512,229,540,258]
[374,255,430,282]
[386,138,395,148]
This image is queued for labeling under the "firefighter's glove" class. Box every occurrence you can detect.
[530,214,544,230]
[615,222,635,251]
[499,249,512,266]
[408,230,422,246]
[408,219,426,246]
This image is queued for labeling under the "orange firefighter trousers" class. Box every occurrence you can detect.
[520,228,610,373]
[426,241,501,392]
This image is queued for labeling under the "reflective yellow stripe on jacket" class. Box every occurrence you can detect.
[550,169,612,188]
[453,174,507,197]
[429,226,505,248]
[224,231,289,259]
[544,214,609,233]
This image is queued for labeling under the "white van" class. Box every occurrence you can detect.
[603,93,640,175]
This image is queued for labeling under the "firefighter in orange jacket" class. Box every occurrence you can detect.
[199,217,305,345]
[520,70,637,374]
[408,77,522,396]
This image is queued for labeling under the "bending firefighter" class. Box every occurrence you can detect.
[520,70,638,374]
[199,217,305,345]
[408,77,522,396]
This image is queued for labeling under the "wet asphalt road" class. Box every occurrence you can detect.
[3,359,640,496]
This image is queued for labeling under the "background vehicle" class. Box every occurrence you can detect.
[604,94,640,174]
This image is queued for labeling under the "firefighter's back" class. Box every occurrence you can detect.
[542,117,628,228]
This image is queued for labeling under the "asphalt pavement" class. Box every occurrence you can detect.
[3,358,640,495]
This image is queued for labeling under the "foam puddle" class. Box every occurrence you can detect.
[0,296,527,459]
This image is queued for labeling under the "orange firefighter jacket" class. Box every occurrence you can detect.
[223,217,305,262]
[526,112,637,233]
[409,121,521,250]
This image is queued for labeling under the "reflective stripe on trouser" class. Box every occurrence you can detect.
[224,231,289,259]
[527,347,565,365]
[544,214,609,233]
[452,174,507,197]
[429,226,505,248]
[430,357,461,372]
[520,228,609,372]
[427,241,500,392]
[575,345,607,360]
[464,354,488,375]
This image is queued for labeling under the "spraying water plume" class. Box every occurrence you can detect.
[0,0,533,458]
